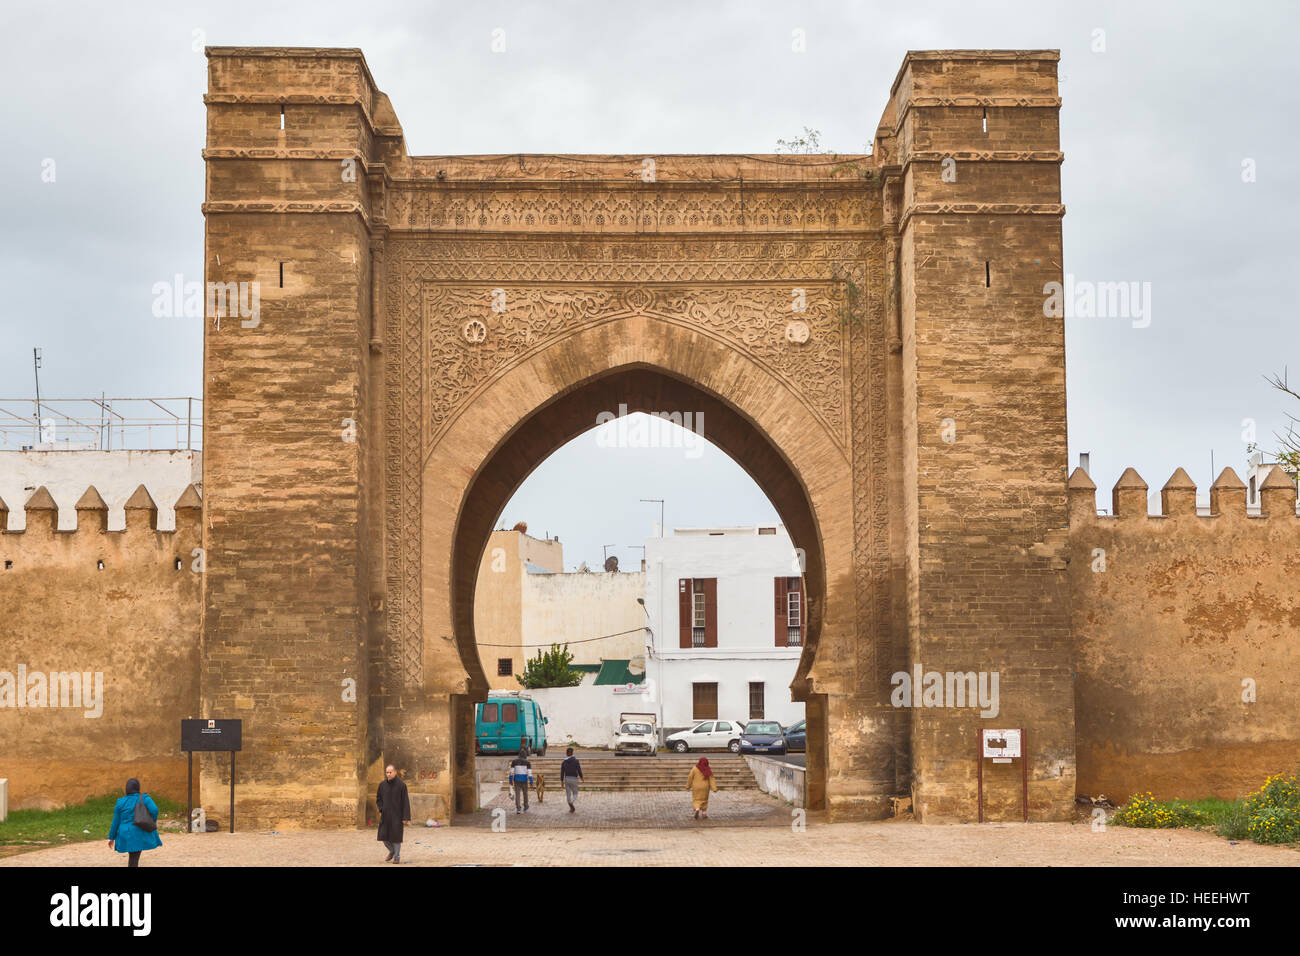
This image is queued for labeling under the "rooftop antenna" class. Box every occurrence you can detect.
[32,348,43,443]
[640,497,665,537]
[602,543,617,563]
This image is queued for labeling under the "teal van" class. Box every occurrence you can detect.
[475,693,548,756]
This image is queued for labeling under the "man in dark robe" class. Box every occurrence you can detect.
[376,764,412,863]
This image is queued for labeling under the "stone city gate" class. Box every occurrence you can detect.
[200,47,1073,827]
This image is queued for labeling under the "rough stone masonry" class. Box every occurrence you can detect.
[7,47,1296,828]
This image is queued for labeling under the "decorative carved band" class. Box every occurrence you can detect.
[910,95,1061,108]
[905,150,1063,165]
[421,283,850,455]
[890,95,1060,137]
[203,91,398,138]
[203,147,372,163]
[899,201,1065,231]
[201,200,371,225]
[386,185,877,234]
[383,236,884,700]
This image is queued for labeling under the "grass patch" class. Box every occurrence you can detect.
[1112,772,1300,847]
[0,793,184,854]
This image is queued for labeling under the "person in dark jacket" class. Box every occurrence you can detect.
[107,778,161,867]
[560,747,584,813]
[509,747,533,813]
[376,764,412,863]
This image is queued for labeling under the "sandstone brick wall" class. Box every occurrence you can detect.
[202,48,379,828]
[0,485,201,810]
[1069,465,1300,802]
[878,52,1075,822]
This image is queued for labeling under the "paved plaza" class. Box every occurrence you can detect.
[464,789,795,829]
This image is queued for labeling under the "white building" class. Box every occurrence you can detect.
[0,449,201,531]
[643,524,806,734]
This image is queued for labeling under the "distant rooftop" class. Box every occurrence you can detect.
[0,398,202,451]
[672,524,786,536]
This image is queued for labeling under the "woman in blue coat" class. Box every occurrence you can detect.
[107,778,161,866]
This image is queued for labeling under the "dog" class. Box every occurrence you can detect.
[534,772,545,804]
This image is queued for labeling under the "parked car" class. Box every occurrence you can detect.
[666,719,746,753]
[613,712,658,755]
[784,719,806,752]
[738,720,787,756]
[475,693,548,756]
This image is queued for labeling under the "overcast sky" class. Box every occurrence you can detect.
[1,1,1295,570]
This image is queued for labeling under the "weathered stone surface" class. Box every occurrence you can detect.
[197,46,1077,826]
[1069,470,1300,801]
[7,46,1297,828]
[0,489,203,809]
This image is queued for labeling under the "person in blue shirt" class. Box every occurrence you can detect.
[107,778,161,866]
[509,747,533,813]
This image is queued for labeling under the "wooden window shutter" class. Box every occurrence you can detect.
[703,577,718,647]
[678,579,691,648]
[774,577,787,646]
[693,682,718,720]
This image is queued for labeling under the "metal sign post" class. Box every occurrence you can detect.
[977,727,1028,823]
[181,718,243,833]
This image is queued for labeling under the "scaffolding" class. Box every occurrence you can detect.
[0,397,202,451]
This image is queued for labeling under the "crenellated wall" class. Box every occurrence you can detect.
[0,484,203,810]
[1068,464,1300,802]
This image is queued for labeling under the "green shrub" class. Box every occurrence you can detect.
[1214,802,1252,841]
[1113,792,1210,828]
[1246,806,1300,845]
[1243,773,1300,815]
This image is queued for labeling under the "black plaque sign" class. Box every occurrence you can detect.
[181,718,243,752]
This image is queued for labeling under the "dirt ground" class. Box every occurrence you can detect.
[4,815,1296,867]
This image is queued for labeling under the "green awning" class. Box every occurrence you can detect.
[593,660,646,686]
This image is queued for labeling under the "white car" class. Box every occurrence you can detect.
[666,719,745,753]
[613,719,658,756]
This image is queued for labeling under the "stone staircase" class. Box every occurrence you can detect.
[496,754,759,792]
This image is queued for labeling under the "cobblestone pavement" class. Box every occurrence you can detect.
[462,789,793,829]
[4,820,1297,867]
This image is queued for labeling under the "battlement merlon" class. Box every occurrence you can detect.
[0,483,203,536]
[875,50,1063,228]
[1067,465,1299,521]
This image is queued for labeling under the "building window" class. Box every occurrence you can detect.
[680,578,716,648]
[497,658,513,677]
[758,526,776,535]
[776,576,804,646]
[749,682,765,719]
[692,579,707,647]
[692,682,718,720]
[787,581,802,646]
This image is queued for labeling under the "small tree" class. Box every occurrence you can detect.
[516,643,584,689]
[1263,368,1300,472]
